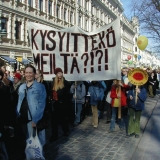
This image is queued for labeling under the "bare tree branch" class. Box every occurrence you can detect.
[152,0,160,12]
[127,0,160,53]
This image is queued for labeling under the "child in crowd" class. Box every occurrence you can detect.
[127,85,147,138]
[109,80,127,132]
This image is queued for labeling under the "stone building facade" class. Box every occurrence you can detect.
[0,0,158,71]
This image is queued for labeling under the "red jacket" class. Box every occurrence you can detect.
[110,85,127,107]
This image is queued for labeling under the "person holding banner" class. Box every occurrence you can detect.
[50,68,70,142]
[88,81,105,128]
[109,80,127,132]
[70,81,86,126]
[127,85,147,138]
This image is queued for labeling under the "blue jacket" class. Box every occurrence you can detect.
[89,81,106,105]
[17,81,46,124]
[127,87,147,110]
[70,82,86,104]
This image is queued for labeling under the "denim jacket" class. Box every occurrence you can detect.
[70,82,86,104]
[88,81,106,105]
[127,87,147,110]
[17,81,46,124]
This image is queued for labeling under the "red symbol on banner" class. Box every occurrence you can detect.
[81,53,89,73]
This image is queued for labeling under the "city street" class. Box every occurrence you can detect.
[1,1,160,160]
[43,95,160,160]
[5,93,160,160]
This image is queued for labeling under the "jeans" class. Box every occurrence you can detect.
[110,107,125,131]
[74,103,83,124]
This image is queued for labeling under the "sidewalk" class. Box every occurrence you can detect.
[44,96,159,160]
[132,97,160,160]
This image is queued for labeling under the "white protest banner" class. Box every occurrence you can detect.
[27,18,121,81]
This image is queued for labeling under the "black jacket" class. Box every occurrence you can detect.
[0,82,11,132]
[50,78,70,105]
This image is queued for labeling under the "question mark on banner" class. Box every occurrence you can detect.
[81,53,89,73]
[96,50,103,71]
[90,51,94,73]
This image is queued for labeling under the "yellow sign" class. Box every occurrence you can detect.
[17,57,22,62]
[128,68,148,86]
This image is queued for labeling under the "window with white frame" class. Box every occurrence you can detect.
[56,5,59,17]
[85,19,88,30]
[64,9,66,21]
[48,0,52,15]
[78,0,81,5]
[28,0,33,7]
[85,1,87,10]
[1,17,8,33]
[15,21,21,40]
[70,11,73,23]
[135,47,137,52]
[91,22,93,31]
[39,0,43,11]
[78,16,81,27]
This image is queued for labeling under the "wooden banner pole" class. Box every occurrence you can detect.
[135,85,138,104]
[118,85,121,119]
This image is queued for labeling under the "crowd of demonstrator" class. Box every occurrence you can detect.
[0,61,160,159]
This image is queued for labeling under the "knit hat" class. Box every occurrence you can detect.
[14,73,22,80]
[54,68,63,75]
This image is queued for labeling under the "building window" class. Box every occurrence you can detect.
[64,9,66,21]
[78,16,81,27]
[135,47,137,52]
[85,19,87,30]
[70,12,73,23]
[85,1,87,9]
[91,23,93,31]
[48,0,52,15]
[135,37,137,42]
[1,18,7,33]
[56,5,59,17]
[91,6,93,14]
[39,0,43,11]
[78,0,81,5]
[15,21,21,40]
[28,0,33,7]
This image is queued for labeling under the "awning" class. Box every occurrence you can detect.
[22,59,30,64]
[0,56,17,64]
[28,57,33,63]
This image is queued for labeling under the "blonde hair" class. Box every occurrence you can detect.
[36,69,44,83]
[53,75,64,91]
